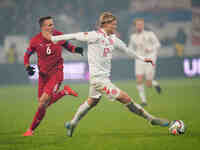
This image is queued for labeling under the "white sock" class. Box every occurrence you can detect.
[152,80,159,87]
[70,101,90,126]
[137,84,146,103]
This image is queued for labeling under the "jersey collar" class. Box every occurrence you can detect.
[98,28,115,38]
[98,28,107,37]
[40,32,47,41]
[136,30,145,35]
[40,32,52,42]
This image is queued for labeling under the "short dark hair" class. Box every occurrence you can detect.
[38,16,53,27]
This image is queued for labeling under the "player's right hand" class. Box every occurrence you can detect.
[75,47,84,56]
[144,58,155,66]
[26,65,35,76]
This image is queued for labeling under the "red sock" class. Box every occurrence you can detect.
[48,90,65,106]
[30,106,46,131]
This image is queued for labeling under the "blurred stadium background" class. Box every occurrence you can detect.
[0,0,200,150]
[0,0,200,84]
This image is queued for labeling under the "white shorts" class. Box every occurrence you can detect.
[89,77,120,101]
[135,60,156,80]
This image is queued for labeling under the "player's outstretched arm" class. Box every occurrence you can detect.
[51,31,98,43]
[51,33,77,42]
[62,41,84,56]
[114,37,154,66]
[114,37,144,60]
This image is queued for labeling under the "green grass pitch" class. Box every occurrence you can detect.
[0,78,200,150]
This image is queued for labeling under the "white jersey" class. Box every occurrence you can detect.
[52,28,145,82]
[83,29,115,80]
[128,30,160,62]
[80,29,145,81]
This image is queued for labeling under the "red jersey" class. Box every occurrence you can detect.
[24,29,76,76]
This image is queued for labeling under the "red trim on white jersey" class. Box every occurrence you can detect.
[97,28,106,37]
[108,38,114,45]
[97,28,114,45]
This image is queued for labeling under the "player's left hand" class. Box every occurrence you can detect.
[75,47,84,56]
[144,58,155,66]
[26,65,35,76]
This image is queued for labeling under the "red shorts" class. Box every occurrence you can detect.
[38,70,63,98]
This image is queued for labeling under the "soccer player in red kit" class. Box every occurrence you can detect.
[23,16,84,136]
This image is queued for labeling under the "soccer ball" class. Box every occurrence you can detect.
[169,120,185,135]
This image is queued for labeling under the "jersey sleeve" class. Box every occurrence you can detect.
[53,29,76,53]
[51,31,99,43]
[149,32,160,51]
[62,41,76,53]
[53,30,66,45]
[75,31,99,43]
[128,34,136,50]
[113,36,145,61]
[24,39,36,66]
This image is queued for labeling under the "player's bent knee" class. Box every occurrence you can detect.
[38,101,46,108]
[39,92,51,107]
[136,79,143,85]
[116,91,131,104]
[38,99,49,107]
[87,97,100,107]
[146,80,152,88]
[136,75,144,84]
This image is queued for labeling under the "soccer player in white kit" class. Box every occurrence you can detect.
[51,12,170,137]
[128,18,162,107]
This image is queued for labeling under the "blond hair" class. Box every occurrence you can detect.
[133,18,144,25]
[98,12,116,27]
